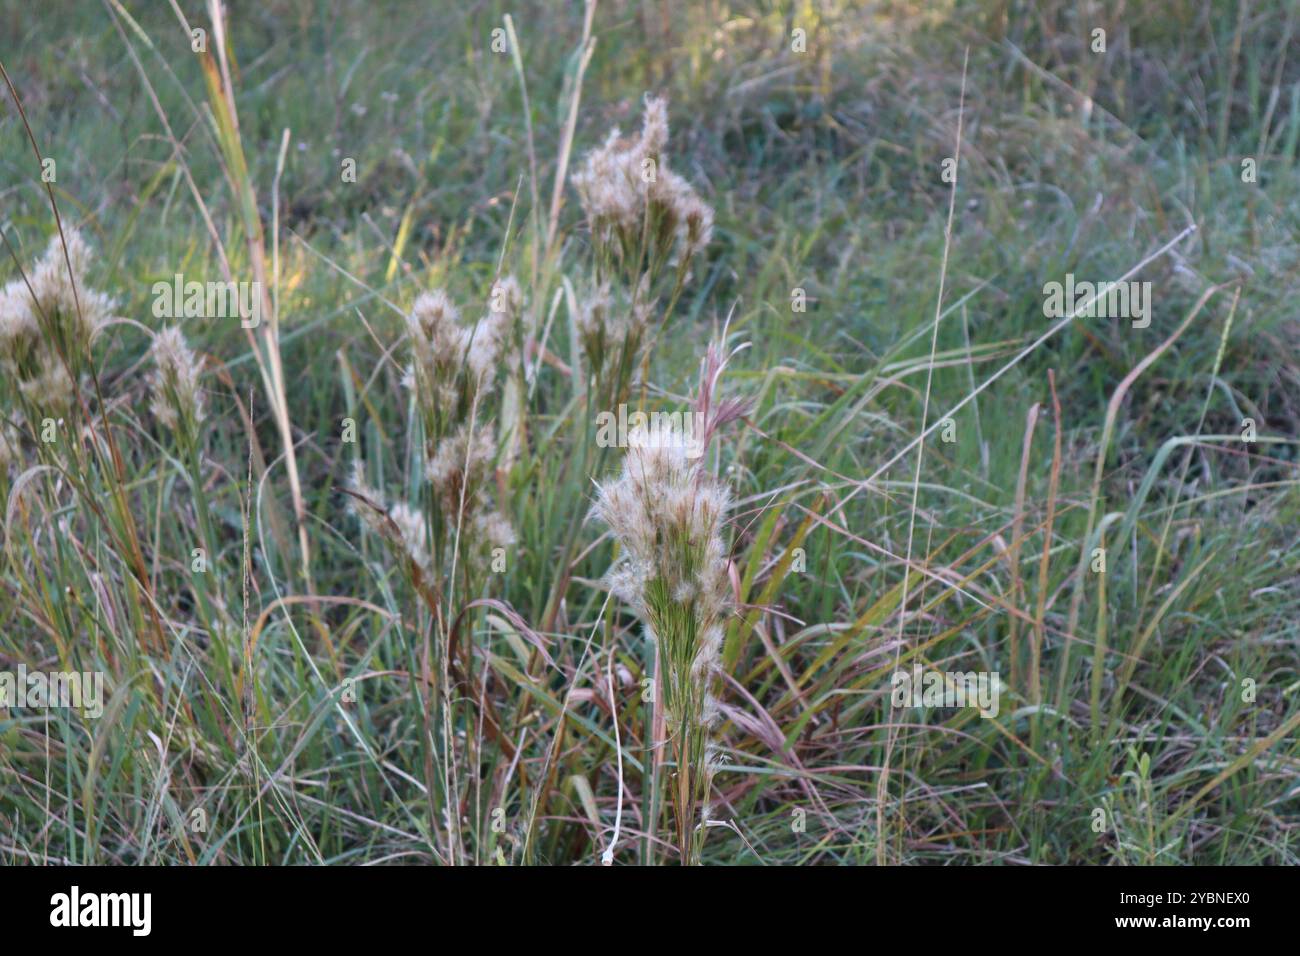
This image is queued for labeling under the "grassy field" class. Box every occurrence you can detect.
[1,0,1298,865]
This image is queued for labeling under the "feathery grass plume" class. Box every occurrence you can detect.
[148,325,206,441]
[24,229,115,343]
[427,422,494,513]
[676,192,714,262]
[0,278,39,354]
[571,95,714,291]
[473,507,516,552]
[402,287,507,430]
[592,338,747,864]
[0,230,114,412]
[347,461,432,574]
[403,288,468,410]
[14,363,77,411]
[594,435,729,865]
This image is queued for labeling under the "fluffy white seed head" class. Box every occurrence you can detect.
[148,325,206,433]
[475,509,516,550]
[427,423,495,513]
[404,287,507,409]
[592,436,731,624]
[17,360,76,409]
[0,279,39,346]
[387,501,432,572]
[0,230,115,412]
[348,462,432,573]
[571,98,714,269]
[29,230,113,338]
[639,95,669,158]
[26,230,115,342]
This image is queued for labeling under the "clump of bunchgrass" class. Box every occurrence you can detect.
[347,277,527,867]
[388,279,520,592]
[592,337,748,864]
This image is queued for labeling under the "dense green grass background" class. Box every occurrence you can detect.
[1,0,1298,864]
